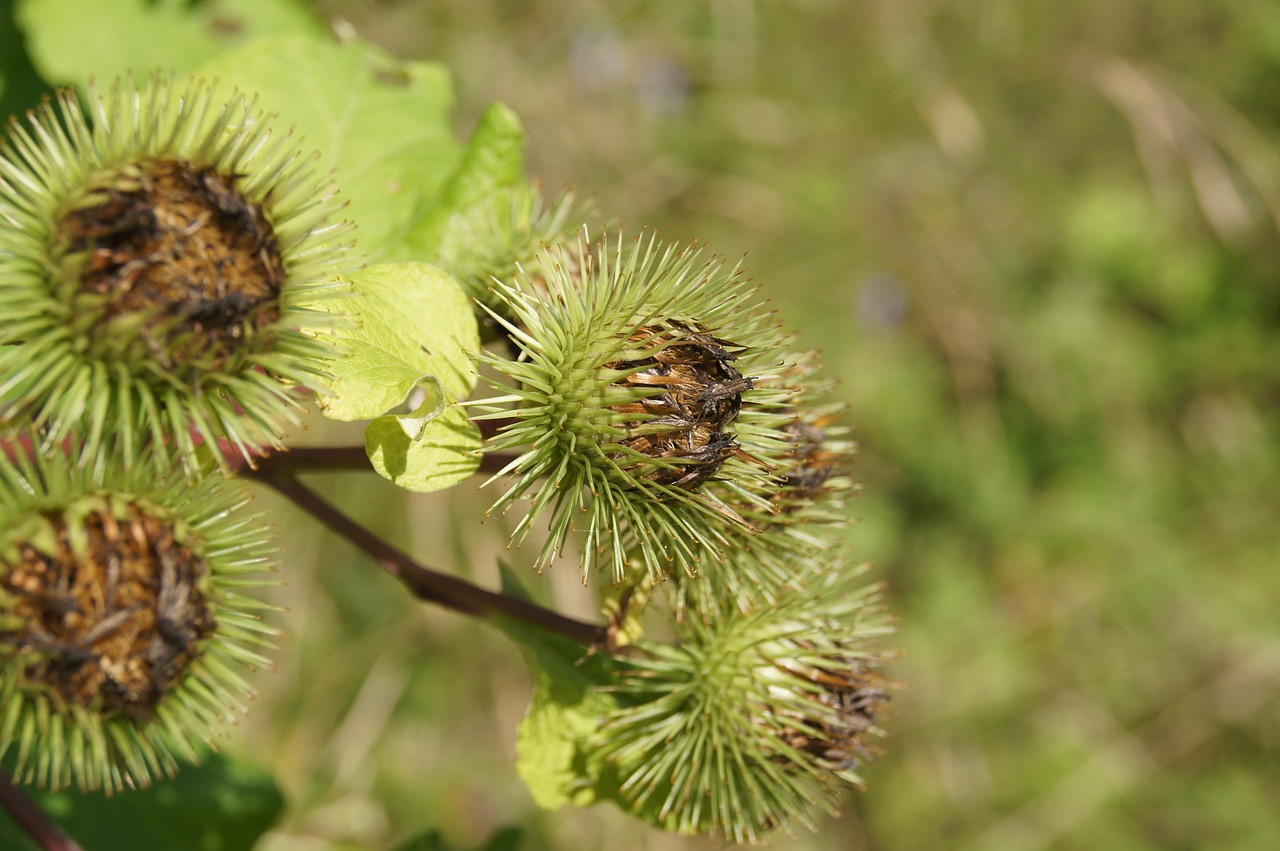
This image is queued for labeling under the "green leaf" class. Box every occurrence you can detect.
[395,102,528,262]
[443,104,527,212]
[0,749,284,851]
[496,566,622,811]
[316,262,478,421]
[195,36,529,263]
[194,35,464,262]
[365,400,482,493]
[381,375,448,442]
[0,1,50,128]
[16,0,324,87]
[21,18,535,266]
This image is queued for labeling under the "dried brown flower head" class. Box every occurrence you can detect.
[607,320,754,489]
[61,158,286,368]
[776,648,893,778]
[0,446,279,791]
[2,501,216,719]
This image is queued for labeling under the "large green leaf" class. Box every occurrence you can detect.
[16,0,323,86]
[18,8,525,264]
[194,36,528,263]
[195,36,462,262]
[0,1,50,127]
[395,101,528,262]
[17,9,534,274]
[0,750,284,851]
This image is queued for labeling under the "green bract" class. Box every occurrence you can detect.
[0,74,352,464]
[0,442,279,792]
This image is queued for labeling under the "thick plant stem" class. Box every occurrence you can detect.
[249,471,608,648]
[0,771,85,851]
[245,445,371,473]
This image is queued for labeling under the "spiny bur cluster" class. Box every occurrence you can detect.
[476,231,802,586]
[475,226,896,841]
[0,74,350,792]
[598,565,894,843]
[0,444,278,791]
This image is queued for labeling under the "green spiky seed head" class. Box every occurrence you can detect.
[0,75,353,464]
[477,230,807,584]
[0,441,279,792]
[597,563,896,844]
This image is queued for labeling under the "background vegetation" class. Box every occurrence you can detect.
[4,1,1278,849]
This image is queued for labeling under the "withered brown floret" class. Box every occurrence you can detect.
[606,320,754,488]
[774,418,842,508]
[0,504,215,719]
[777,652,891,776]
[60,157,284,366]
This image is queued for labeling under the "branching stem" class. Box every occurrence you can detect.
[246,470,607,648]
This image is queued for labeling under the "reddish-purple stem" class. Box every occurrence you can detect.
[246,471,606,648]
[0,771,85,851]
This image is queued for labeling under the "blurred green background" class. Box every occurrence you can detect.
[5,1,1280,849]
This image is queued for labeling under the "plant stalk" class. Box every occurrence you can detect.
[0,771,85,851]
[248,471,607,648]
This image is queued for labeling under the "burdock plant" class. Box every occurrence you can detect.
[0,14,897,851]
